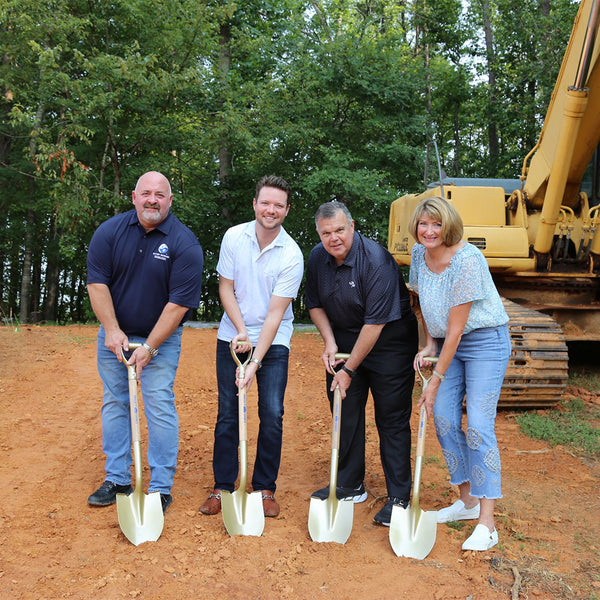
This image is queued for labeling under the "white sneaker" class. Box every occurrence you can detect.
[462,524,498,551]
[437,499,480,523]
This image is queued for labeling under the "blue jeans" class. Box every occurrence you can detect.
[96,326,182,494]
[212,339,289,492]
[433,325,511,499]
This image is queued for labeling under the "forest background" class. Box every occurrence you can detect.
[0,0,582,324]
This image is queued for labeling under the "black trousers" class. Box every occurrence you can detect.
[327,315,418,500]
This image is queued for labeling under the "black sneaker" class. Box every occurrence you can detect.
[161,494,173,514]
[311,483,368,503]
[87,481,133,506]
[373,497,409,526]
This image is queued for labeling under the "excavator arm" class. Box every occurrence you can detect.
[523,0,600,215]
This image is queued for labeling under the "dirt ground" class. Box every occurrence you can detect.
[0,324,599,600]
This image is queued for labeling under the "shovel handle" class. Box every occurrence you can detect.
[329,352,350,372]
[415,357,437,458]
[118,342,142,360]
[230,340,253,370]
[416,356,438,390]
[327,353,351,493]
[118,343,143,488]
[229,340,252,441]
[228,341,253,491]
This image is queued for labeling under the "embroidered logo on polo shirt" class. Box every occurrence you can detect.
[153,243,170,261]
[349,280,356,287]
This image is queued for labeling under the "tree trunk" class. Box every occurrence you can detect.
[453,102,461,175]
[218,21,233,219]
[20,103,44,323]
[481,0,499,171]
[19,206,34,323]
[43,214,60,322]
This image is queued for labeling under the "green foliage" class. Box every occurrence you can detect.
[0,0,589,323]
[516,398,600,458]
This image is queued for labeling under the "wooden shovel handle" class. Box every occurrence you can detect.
[229,341,253,444]
[415,357,437,457]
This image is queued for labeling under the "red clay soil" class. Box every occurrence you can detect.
[0,325,599,600]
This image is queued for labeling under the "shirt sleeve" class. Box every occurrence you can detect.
[448,249,485,307]
[362,250,401,324]
[216,228,235,280]
[305,247,322,310]
[272,245,304,299]
[86,222,113,285]
[168,240,204,309]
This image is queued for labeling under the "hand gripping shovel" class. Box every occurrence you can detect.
[308,353,354,544]
[389,358,438,559]
[116,343,164,546]
[221,342,265,537]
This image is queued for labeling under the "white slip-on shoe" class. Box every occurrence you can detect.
[437,499,480,523]
[462,524,499,551]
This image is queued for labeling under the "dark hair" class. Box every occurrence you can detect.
[255,175,292,204]
[314,200,353,227]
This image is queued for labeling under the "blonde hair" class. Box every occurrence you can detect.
[408,196,463,246]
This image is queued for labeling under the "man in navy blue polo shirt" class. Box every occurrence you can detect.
[86,171,203,514]
[305,201,418,526]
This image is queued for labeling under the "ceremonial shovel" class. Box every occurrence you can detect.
[116,343,164,546]
[389,358,438,559]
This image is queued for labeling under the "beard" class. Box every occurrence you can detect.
[142,206,163,223]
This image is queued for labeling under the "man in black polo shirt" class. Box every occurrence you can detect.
[86,171,203,513]
[305,200,418,525]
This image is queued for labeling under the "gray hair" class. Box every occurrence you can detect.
[314,201,353,228]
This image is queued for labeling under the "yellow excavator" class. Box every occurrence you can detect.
[388,0,600,408]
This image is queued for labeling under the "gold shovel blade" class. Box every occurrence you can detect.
[221,490,265,537]
[308,496,354,544]
[116,489,164,546]
[389,504,437,559]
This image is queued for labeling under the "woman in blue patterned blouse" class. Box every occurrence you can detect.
[408,196,511,552]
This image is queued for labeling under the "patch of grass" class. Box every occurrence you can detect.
[446,520,466,531]
[516,398,600,458]
[568,371,600,393]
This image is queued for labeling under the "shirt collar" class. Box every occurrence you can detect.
[128,209,173,235]
[245,220,287,249]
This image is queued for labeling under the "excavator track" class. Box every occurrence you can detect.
[500,299,568,409]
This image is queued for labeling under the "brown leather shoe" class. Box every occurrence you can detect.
[199,489,222,515]
[261,491,280,517]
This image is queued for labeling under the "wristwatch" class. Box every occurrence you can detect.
[143,342,159,358]
[341,365,356,378]
[250,357,262,370]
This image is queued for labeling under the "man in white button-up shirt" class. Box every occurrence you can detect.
[200,175,304,519]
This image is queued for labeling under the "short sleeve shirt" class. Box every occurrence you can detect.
[87,209,204,337]
[409,242,508,338]
[216,221,304,348]
[305,231,410,340]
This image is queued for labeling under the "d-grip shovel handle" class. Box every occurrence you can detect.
[119,342,143,461]
[230,341,253,444]
[415,357,438,457]
[330,353,350,459]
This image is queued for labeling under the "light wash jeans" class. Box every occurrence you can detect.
[96,326,182,494]
[433,325,511,499]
